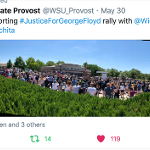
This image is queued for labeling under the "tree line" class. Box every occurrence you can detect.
[2,56,150,80]
[4,56,65,71]
[82,62,150,80]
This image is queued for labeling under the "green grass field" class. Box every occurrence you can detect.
[0,75,150,116]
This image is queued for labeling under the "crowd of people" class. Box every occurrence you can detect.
[1,67,150,99]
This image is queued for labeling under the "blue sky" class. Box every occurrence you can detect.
[0,40,150,73]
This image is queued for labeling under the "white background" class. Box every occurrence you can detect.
[1,1,150,149]
[0,1,150,39]
[0,118,150,149]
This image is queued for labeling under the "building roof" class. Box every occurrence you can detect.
[0,62,7,66]
[42,66,55,67]
[41,63,91,73]
[61,63,80,65]
[0,62,7,65]
[96,71,108,74]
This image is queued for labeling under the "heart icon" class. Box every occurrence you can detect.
[97,135,105,143]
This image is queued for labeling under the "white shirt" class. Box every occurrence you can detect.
[87,87,97,96]
[52,83,58,90]
[33,76,36,81]
[54,75,57,79]
[66,85,71,92]
[40,79,45,84]
[73,85,81,94]
[120,85,124,90]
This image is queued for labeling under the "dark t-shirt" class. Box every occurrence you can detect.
[93,83,96,88]
[65,78,68,83]
[26,73,29,79]
[78,86,86,94]
[87,81,91,86]
[45,80,49,87]
[102,83,106,89]
[36,75,39,81]
[104,87,112,98]
[144,89,150,92]
[57,77,59,82]
[134,84,137,91]
[13,72,16,78]
[137,84,141,91]
[111,85,116,91]
[98,81,101,85]
[85,79,88,82]
[130,91,136,97]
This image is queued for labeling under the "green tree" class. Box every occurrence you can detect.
[106,69,111,77]
[25,58,45,71]
[14,56,25,69]
[36,59,45,71]
[140,74,145,80]
[144,74,149,81]
[122,70,129,77]
[25,57,35,68]
[147,74,150,81]
[46,61,55,66]
[29,62,39,71]
[128,69,141,79]
[56,61,65,65]
[7,59,13,68]
[115,69,120,77]
[106,68,120,77]
[82,62,105,76]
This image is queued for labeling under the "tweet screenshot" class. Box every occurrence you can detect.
[0,0,150,150]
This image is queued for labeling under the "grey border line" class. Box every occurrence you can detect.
[0,39,148,39]
[5,0,150,2]
[1,148,150,149]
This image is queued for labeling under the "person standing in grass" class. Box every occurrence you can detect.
[114,82,120,98]
[131,82,134,89]
[142,81,145,92]
[59,80,63,91]
[87,83,97,96]
[49,75,53,88]
[104,83,113,99]
[137,82,142,94]
[62,82,66,92]
[129,88,136,98]
[21,76,25,82]
[29,75,32,83]
[101,80,106,97]
[33,74,36,84]
[149,84,150,91]
[40,76,45,87]
[96,81,100,96]
[120,83,125,98]
[45,77,50,88]
[66,81,73,92]
[78,82,86,94]
[125,83,128,94]
[134,82,138,93]
[110,82,116,98]
[144,86,150,92]
[3,71,6,77]
[36,73,39,85]
[52,80,59,91]
[73,82,81,94]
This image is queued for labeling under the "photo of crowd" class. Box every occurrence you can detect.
[1,40,150,117]
[1,67,150,100]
